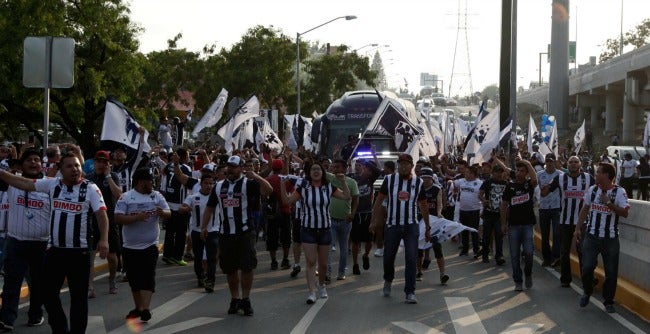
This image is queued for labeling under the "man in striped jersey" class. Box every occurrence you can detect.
[201,155,272,316]
[370,154,430,304]
[546,156,594,287]
[575,162,630,313]
[0,152,109,333]
[0,150,50,329]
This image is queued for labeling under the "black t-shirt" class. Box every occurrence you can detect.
[422,184,441,216]
[86,172,120,218]
[479,179,507,215]
[502,179,536,226]
[354,174,378,213]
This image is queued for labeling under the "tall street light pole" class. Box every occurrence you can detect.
[296,15,357,116]
[353,43,378,52]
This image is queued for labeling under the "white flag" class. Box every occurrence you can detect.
[285,114,313,151]
[527,115,552,157]
[191,88,228,138]
[364,98,422,152]
[101,98,151,153]
[230,95,261,133]
[463,106,500,165]
[419,215,478,248]
[548,122,558,157]
[573,119,586,154]
[255,118,283,156]
[644,112,650,149]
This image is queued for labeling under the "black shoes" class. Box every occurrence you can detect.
[579,295,590,307]
[422,258,431,269]
[140,309,152,322]
[290,264,301,278]
[362,255,370,270]
[270,259,278,270]
[353,264,361,275]
[228,298,241,314]
[27,316,45,327]
[126,309,141,320]
[440,274,450,285]
[495,257,506,266]
[239,298,254,316]
[280,258,291,270]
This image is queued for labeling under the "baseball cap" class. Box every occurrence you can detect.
[271,159,284,171]
[201,163,215,172]
[227,155,243,166]
[545,153,556,161]
[94,150,111,161]
[397,154,413,164]
[420,167,435,178]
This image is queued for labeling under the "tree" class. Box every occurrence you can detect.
[370,51,387,90]
[0,0,144,154]
[481,84,499,103]
[599,18,650,62]
[301,45,378,116]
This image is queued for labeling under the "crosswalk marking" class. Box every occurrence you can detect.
[445,297,488,334]
[392,321,445,334]
[501,323,544,334]
[145,317,222,334]
[290,298,328,334]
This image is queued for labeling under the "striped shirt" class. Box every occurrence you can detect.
[161,163,192,210]
[183,191,219,233]
[114,165,132,193]
[207,175,260,235]
[6,185,51,241]
[551,172,595,225]
[295,179,339,229]
[584,185,630,238]
[115,189,169,249]
[379,173,425,226]
[34,178,106,249]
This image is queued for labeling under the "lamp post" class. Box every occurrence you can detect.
[364,44,390,58]
[296,15,357,116]
[353,43,378,52]
[538,52,548,86]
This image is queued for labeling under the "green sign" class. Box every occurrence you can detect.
[547,41,576,63]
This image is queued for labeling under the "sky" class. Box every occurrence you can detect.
[128,0,648,99]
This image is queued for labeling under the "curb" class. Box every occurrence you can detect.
[533,230,650,322]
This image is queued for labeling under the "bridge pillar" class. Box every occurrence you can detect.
[604,91,621,136]
[622,99,635,144]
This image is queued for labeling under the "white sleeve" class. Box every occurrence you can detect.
[87,183,107,212]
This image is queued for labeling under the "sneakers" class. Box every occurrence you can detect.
[495,257,506,266]
[605,304,616,313]
[382,281,392,297]
[422,258,431,269]
[280,258,291,270]
[0,321,14,330]
[204,280,215,293]
[579,295,590,307]
[306,292,317,304]
[88,287,96,299]
[140,309,152,322]
[27,316,45,327]
[324,275,331,284]
[416,272,423,281]
[336,274,346,281]
[550,259,560,267]
[362,255,370,270]
[175,259,188,266]
[514,283,524,292]
[561,282,571,288]
[290,264,301,278]
[319,285,328,299]
[525,276,533,289]
[440,274,450,285]
[228,298,241,314]
[405,294,418,304]
[331,245,336,252]
[374,248,384,257]
[125,309,141,320]
[270,259,278,270]
[239,298,254,316]
[353,264,361,275]
[109,279,118,294]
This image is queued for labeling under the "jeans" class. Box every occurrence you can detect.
[0,237,47,326]
[163,210,189,260]
[43,247,91,334]
[581,233,619,305]
[539,208,561,262]
[508,225,534,283]
[481,214,503,259]
[559,224,577,284]
[383,223,419,295]
[328,219,352,276]
[191,231,219,282]
[460,210,480,254]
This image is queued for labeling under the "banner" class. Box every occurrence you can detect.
[418,215,478,248]
[101,97,151,153]
[254,117,283,156]
[463,105,500,165]
[191,88,228,138]
[364,98,422,152]
[527,115,552,157]
[573,119,586,154]
[217,95,260,153]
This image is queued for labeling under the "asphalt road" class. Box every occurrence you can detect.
[14,237,650,334]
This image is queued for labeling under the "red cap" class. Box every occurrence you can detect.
[272,159,284,171]
[94,150,110,161]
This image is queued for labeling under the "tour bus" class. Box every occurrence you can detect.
[310,90,418,159]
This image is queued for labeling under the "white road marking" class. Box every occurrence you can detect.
[392,321,446,334]
[145,317,222,334]
[445,297,488,334]
[290,298,328,334]
[501,323,544,334]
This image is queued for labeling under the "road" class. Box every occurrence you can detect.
[15,239,650,334]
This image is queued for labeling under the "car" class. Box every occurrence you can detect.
[606,146,647,160]
[433,96,447,107]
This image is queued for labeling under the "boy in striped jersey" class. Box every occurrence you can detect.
[575,162,630,313]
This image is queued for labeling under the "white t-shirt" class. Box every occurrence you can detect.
[158,124,173,147]
[621,159,639,178]
[183,191,219,233]
[454,178,483,211]
[115,190,169,249]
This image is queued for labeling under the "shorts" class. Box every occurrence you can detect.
[300,227,332,246]
[219,231,257,274]
[417,242,443,259]
[123,245,159,292]
[91,219,121,254]
[350,212,373,243]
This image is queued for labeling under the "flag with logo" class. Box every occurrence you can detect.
[527,115,552,157]
[548,121,558,156]
[463,105,500,164]
[217,95,260,153]
[364,98,422,152]
[285,114,312,151]
[255,117,283,156]
[101,97,151,153]
[419,215,478,248]
[191,88,228,138]
[573,119,586,154]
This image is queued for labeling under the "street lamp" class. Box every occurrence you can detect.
[538,51,549,86]
[296,15,357,115]
[364,44,390,57]
[353,43,378,52]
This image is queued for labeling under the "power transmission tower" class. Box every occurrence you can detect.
[448,0,474,99]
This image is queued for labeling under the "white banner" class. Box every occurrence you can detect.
[191,88,228,138]
[101,98,151,152]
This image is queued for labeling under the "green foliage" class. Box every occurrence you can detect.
[599,18,650,62]
[481,84,499,102]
